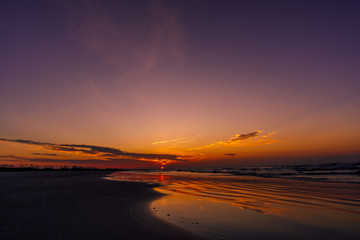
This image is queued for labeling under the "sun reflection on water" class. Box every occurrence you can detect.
[107,171,360,240]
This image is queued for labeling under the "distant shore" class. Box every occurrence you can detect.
[0,171,202,240]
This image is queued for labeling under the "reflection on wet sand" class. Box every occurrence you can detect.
[108,171,360,240]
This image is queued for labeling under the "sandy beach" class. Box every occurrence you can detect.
[0,171,202,240]
[109,170,360,240]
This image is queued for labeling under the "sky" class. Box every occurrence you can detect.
[1,0,360,169]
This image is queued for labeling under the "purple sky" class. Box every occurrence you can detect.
[1,0,359,168]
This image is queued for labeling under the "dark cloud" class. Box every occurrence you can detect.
[32,153,59,156]
[224,153,237,157]
[0,138,182,162]
[0,154,156,168]
[0,155,26,160]
[0,138,54,146]
[228,131,261,142]
[24,158,118,165]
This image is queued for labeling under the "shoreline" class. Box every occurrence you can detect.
[0,171,202,240]
[110,170,360,240]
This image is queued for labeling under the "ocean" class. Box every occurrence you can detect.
[107,162,360,240]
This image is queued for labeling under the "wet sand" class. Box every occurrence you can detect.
[109,171,360,240]
[0,171,202,240]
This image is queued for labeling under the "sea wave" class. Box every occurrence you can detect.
[175,162,360,183]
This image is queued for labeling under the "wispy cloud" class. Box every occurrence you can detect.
[151,134,201,145]
[69,1,185,77]
[227,131,262,142]
[0,138,184,165]
[189,131,278,150]
[262,132,277,138]
[152,137,188,145]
